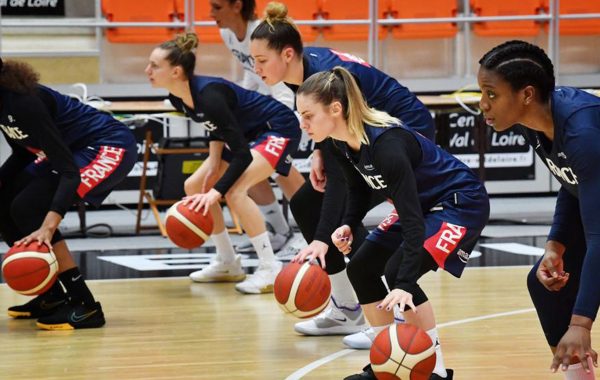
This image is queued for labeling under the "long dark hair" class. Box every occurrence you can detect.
[479,40,555,103]
[158,32,198,79]
[250,2,303,56]
[0,58,40,94]
[234,0,256,22]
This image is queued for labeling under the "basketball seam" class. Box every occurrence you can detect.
[285,262,311,314]
[166,206,210,242]
[2,253,58,295]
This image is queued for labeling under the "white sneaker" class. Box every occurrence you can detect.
[276,234,307,260]
[342,310,405,350]
[294,297,366,336]
[235,260,282,294]
[189,255,246,283]
[343,327,376,350]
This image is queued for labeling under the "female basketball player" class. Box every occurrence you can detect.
[0,58,137,330]
[207,0,304,254]
[145,33,301,294]
[297,66,489,380]
[478,40,599,378]
[250,1,436,345]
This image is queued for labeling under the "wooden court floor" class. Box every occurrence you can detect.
[1,266,599,380]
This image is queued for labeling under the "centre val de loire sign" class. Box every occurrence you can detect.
[1,0,64,16]
[437,109,535,181]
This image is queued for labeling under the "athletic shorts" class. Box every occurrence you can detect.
[221,131,301,177]
[26,141,137,208]
[367,190,490,278]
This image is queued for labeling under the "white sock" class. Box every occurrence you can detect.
[565,358,595,380]
[212,230,236,263]
[372,325,387,335]
[250,231,276,263]
[259,201,289,235]
[427,328,448,378]
[330,269,359,307]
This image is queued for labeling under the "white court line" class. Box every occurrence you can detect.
[437,307,535,328]
[285,307,535,380]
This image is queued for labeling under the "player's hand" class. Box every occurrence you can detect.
[292,240,329,269]
[377,289,417,314]
[182,189,222,215]
[331,225,353,255]
[537,249,569,291]
[309,149,326,192]
[551,324,598,373]
[15,226,55,250]
[201,157,221,193]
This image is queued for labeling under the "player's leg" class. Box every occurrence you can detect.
[527,222,593,379]
[6,174,103,329]
[2,173,68,320]
[225,150,283,294]
[238,179,293,253]
[185,158,246,283]
[36,143,136,330]
[290,183,368,335]
[238,162,305,254]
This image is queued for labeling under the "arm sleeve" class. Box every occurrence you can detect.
[335,149,374,230]
[312,139,352,242]
[565,125,600,320]
[197,83,252,195]
[373,129,426,292]
[547,187,579,245]
[0,139,34,187]
[16,94,80,216]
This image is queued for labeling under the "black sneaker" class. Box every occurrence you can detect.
[344,364,376,380]
[431,369,454,379]
[36,301,105,330]
[8,292,68,319]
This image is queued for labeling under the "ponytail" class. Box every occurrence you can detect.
[298,66,400,144]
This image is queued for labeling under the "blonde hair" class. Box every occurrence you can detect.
[263,2,294,30]
[297,66,401,144]
[250,2,303,55]
[158,32,199,79]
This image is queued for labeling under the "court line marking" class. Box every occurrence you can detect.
[284,307,535,380]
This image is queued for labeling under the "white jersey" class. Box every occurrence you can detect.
[219,20,295,110]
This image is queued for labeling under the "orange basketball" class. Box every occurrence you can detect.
[165,200,214,249]
[370,323,437,380]
[273,261,331,318]
[1,242,59,296]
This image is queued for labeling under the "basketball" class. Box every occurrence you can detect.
[165,200,214,249]
[273,261,331,318]
[370,323,437,380]
[1,242,59,296]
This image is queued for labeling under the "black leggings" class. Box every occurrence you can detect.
[527,215,587,347]
[0,171,71,246]
[289,179,387,275]
[347,239,438,307]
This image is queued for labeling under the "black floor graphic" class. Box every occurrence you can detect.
[0,235,547,282]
